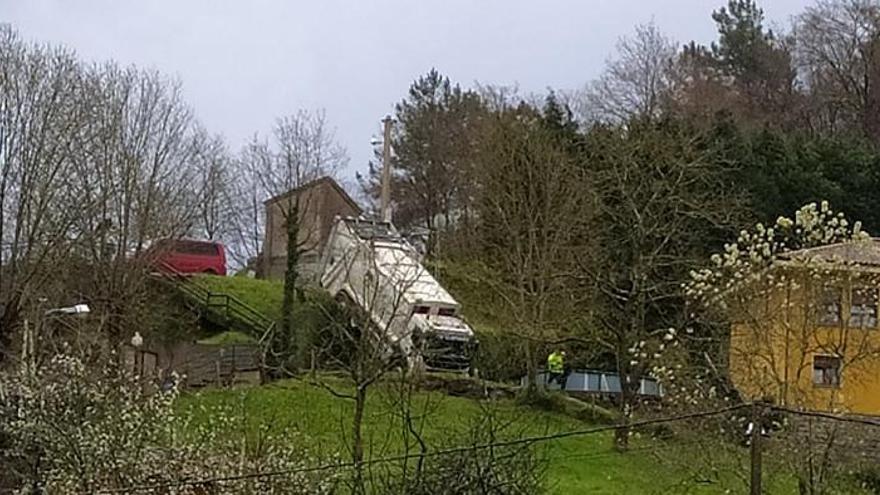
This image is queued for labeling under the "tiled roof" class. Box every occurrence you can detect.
[780,239,880,267]
[264,176,361,213]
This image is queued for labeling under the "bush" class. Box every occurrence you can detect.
[854,467,880,494]
[293,289,354,370]
[263,289,360,373]
[0,351,333,494]
[373,405,546,494]
[472,331,528,382]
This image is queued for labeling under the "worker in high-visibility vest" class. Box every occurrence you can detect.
[546,350,569,389]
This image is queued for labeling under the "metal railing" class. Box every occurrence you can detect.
[523,369,664,397]
[153,261,275,342]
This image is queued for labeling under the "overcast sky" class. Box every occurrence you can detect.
[3,0,810,180]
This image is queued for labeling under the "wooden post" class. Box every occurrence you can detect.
[216,348,223,386]
[380,115,393,223]
[135,349,143,377]
[750,402,763,495]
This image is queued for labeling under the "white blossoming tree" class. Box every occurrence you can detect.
[635,203,880,493]
[0,351,333,494]
[685,201,879,411]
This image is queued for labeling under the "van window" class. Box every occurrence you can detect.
[176,241,219,256]
[437,308,456,317]
[413,306,430,315]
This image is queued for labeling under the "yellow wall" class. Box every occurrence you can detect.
[729,272,880,415]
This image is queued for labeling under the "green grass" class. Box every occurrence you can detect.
[427,259,511,335]
[182,270,855,493]
[179,378,805,494]
[195,274,285,321]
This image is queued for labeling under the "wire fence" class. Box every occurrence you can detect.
[90,403,755,494]
[82,400,880,494]
[5,397,880,494]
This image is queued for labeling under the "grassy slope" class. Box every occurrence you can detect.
[195,274,285,321]
[427,259,508,334]
[181,379,799,494]
[182,274,809,493]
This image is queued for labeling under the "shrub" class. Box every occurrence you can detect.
[472,331,528,382]
[0,351,333,494]
[854,466,880,494]
[262,289,360,374]
[374,404,546,495]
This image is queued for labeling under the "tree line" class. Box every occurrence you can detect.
[2,0,880,490]
[0,24,349,359]
[357,0,880,448]
[3,0,880,438]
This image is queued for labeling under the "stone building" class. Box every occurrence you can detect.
[259,177,362,281]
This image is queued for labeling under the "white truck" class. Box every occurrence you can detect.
[319,216,477,371]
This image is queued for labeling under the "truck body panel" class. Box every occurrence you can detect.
[319,217,475,370]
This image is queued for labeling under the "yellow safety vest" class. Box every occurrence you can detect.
[547,352,564,373]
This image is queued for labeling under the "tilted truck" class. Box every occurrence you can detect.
[319,216,477,371]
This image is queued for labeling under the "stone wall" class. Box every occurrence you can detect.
[126,341,263,388]
[781,411,880,467]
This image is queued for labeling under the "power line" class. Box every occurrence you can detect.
[770,405,880,428]
[76,402,880,494]
[94,403,749,494]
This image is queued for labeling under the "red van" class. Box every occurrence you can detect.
[148,239,227,276]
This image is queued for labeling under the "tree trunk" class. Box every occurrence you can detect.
[281,202,299,367]
[615,368,635,451]
[524,341,543,398]
[352,383,367,494]
[615,254,646,451]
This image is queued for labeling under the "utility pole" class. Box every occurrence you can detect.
[750,402,764,495]
[380,115,393,223]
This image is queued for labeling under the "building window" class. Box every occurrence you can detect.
[812,355,841,387]
[850,287,878,328]
[818,287,842,326]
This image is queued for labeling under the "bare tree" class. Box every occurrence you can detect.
[475,107,593,395]
[580,22,679,123]
[227,158,265,270]
[191,128,235,242]
[244,109,347,365]
[67,63,198,344]
[795,0,880,137]
[0,24,208,356]
[290,219,427,494]
[0,27,90,355]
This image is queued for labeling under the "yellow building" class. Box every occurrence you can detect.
[729,240,880,415]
